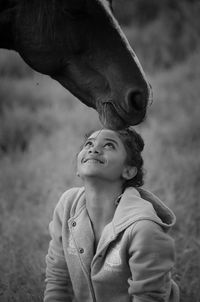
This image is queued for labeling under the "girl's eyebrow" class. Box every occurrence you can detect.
[104,138,119,146]
[86,137,95,142]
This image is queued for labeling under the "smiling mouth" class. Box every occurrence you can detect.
[83,158,104,164]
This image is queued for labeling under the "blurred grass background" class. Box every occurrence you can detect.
[0,0,200,301]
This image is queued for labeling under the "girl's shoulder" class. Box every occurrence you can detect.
[55,186,85,217]
[61,186,84,200]
[128,219,175,255]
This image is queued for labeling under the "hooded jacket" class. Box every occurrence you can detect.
[44,186,179,302]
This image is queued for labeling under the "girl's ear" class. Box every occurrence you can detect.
[122,166,137,180]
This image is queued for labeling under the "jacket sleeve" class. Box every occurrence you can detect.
[128,220,176,302]
[44,192,73,302]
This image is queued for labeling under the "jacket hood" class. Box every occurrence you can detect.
[113,187,176,233]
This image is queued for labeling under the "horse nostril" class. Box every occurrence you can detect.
[127,90,146,112]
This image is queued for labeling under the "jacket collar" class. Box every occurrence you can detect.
[70,186,176,238]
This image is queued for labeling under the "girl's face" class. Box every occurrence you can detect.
[77,129,134,183]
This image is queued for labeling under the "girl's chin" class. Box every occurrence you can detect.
[79,173,122,183]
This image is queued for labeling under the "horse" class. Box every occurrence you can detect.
[0,0,152,129]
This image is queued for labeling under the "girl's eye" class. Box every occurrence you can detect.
[84,140,93,148]
[104,142,115,149]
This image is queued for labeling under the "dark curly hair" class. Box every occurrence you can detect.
[116,127,144,189]
[82,127,144,189]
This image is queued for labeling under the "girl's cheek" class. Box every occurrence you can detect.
[77,155,82,168]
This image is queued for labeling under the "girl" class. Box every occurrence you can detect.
[44,128,179,302]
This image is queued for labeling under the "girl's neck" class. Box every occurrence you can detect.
[83,178,123,226]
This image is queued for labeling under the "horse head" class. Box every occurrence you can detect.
[0,0,152,129]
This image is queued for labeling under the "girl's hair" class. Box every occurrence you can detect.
[116,127,144,189]
[83,127,145,189]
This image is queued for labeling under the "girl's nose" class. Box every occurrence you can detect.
[88,144,101,154]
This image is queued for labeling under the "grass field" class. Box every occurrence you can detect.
[0,48,200,301]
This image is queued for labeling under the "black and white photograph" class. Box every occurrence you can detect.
[0,1,199,301]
